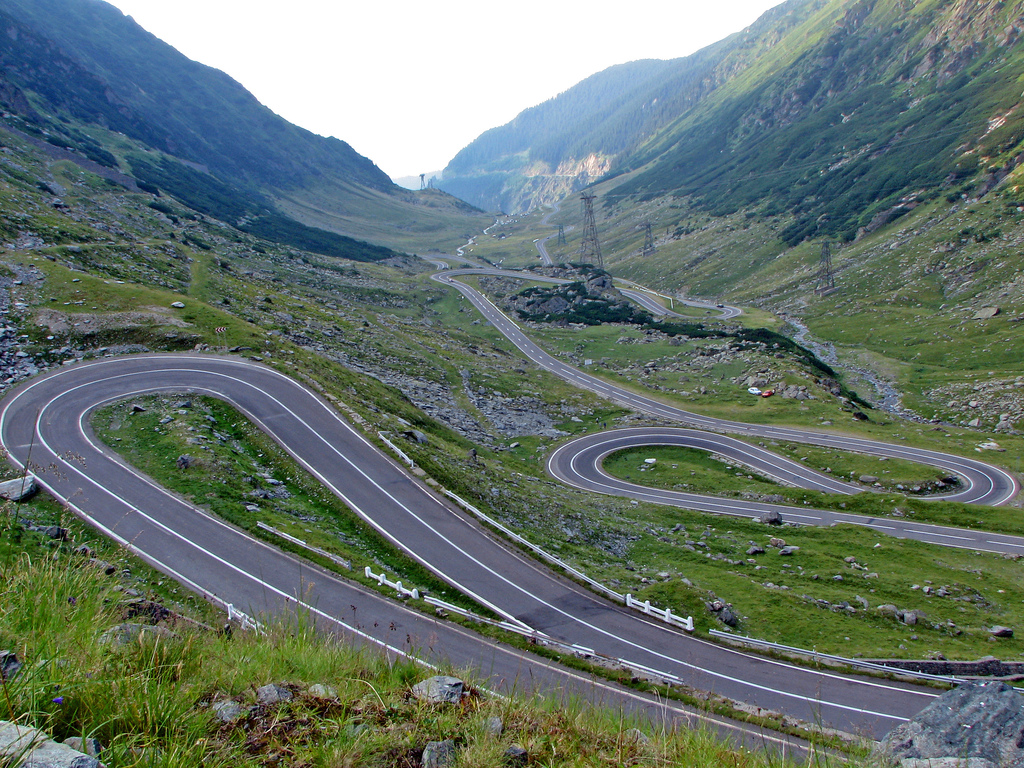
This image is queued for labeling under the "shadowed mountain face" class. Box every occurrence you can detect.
[0,0,392,194]
[440,0,1024,244]
[0,0,489,256]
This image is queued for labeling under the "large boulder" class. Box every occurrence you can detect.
[876,682,1024,767]
[0,721,101,767]
[0,475,36,501]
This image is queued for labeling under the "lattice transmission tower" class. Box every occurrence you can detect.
[641,221,656,257]
[815,240,835,295]
[557,224,566,246]
[579,193,603,268]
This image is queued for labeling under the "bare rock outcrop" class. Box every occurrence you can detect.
[876,681,1024,768]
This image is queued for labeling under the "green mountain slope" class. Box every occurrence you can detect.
[438,0,829,213]
[613,0,1024,245]
[0,0,489,253]
[441,0,1024,239]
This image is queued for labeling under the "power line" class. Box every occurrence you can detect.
[641,221,655,257]
[579,193,603,269]
[815,240,835,295]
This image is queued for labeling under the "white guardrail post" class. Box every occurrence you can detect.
[225,603,264,634]
[626,593,694,632]
[364,565,420,600]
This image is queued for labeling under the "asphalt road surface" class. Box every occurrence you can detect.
[0,354,952,744]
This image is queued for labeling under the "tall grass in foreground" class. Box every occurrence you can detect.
[0,550,814,767]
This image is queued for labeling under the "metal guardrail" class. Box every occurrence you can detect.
[708,630,965,684]
[424,595,538,637]
[257,521,352,570]
[377,431,415,468]
[442,488,623,601]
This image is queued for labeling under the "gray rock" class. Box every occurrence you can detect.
[170,301,185,309]
[778,546,800,556]
[0,721,101,768]
[0,651,22,680]
[625,728,651,745]
[212,699,244,723]
[421,739,457,768]
[899,759,995,768]
[990,626,1014,638]
[482,715,503,737]
[42,526,68,541]
[61,737,101,758]
[88,559,116,576]
[504,744,528,766]
[758,510,783,525]
[719,607,739,627]
[412,675,464,704]
[99,623,176,647]
[256,683,293,705]
[860,475,879,484]
[308,683,337,698]
[403,429,428,445]
[0,475,36,501]
[746,545,765,556]
[972,306,1000,320]
[876,682,1024,767]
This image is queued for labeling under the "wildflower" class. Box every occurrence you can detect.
[52,696,63,704]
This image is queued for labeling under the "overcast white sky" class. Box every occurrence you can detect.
[103,0,783,182]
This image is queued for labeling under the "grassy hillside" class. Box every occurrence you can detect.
[1,527,786,768]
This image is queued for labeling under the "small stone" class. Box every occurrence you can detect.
[89,558,116,575]
[758,510,782,525]
[421,739,457,768]
[778,546,799,556]
[43,525,68,541]
[170,301,185,309]
[0,651,21,680]
[99,623,176,647]
[412,675,464,704]
[256,683,293,705]
[625,728,651,745]
[859,475,878,483]
[482,716,503,737]
[0,476,37,501]
[504,744,529,766]
[212,699,244,723]
[990,626,1014,638]
[746,545,765,556]
[719,607,739,627]
[308,683,338,698]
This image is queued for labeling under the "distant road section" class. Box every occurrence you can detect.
[617,287,742,320]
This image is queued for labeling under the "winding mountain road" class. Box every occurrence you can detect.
[1,353,948,744]
[0,263,1018,748]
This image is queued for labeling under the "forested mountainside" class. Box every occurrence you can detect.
[0,0,488,254]
[441,0,1024,239]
